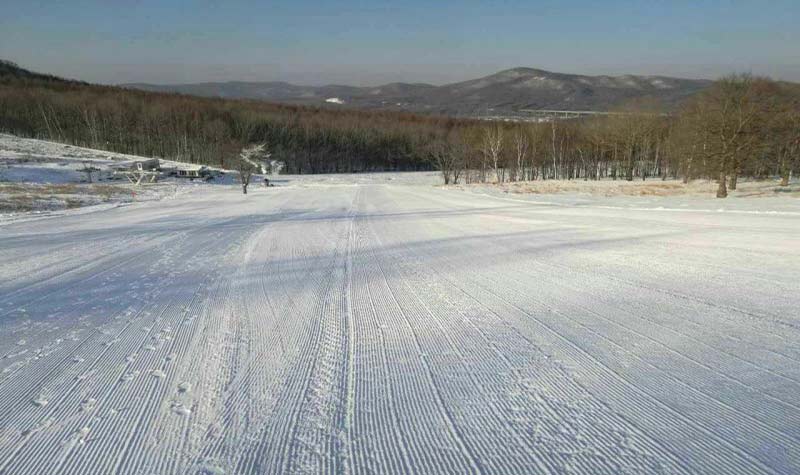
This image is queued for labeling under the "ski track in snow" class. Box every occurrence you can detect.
[0,179,799,474]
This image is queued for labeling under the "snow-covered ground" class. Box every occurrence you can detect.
[0,134,217,222]
[1,138,799,474]
[458,178,800,215]
[0,134,441,223]
[455,183,800,217]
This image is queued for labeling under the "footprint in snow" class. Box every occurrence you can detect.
[197,459,226,475]
[76,372,93,382]
[80,398,97,412]
[121,370,139,382]
[32,396,48,407]
[171,402,192,417]
[151,369,166,379]
[65,427,91,448]
[177,382,191,393]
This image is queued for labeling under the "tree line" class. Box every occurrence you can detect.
[1,65,798,197]
[430,74,799,197]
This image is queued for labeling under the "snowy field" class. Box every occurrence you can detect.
[0,134,442,223]
[1,139,800,474]
[0,134,209,221]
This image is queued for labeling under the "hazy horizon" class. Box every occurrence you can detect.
[2,0,799,86]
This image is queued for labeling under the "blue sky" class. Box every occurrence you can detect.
[1,0,798,85]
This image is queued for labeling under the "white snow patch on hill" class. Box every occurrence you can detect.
[0,135,231,222]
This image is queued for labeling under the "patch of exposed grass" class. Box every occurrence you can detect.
[0,182,133,212]
[476,179,799,198]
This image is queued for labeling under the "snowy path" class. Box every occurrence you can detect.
[0,183,798,474]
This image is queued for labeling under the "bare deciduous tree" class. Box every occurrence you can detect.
[689,74,774,197]
[512,129,529,182]
[772,86,800,186]
[238,143,267,194]
[429,129,467,185]
[482,124,504,183]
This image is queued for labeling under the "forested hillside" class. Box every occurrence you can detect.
[0,61,450,173]
[1,61,798,195]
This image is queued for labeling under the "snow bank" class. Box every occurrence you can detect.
[453,179,800,215]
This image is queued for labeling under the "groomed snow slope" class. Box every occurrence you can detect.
[0,178,799,474]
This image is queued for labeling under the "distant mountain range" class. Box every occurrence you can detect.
[124,67,713,115]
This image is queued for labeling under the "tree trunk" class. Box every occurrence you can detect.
[551,122,558,179]
[729,173,738,191]
[780,152,791,186]
[716,172,728,198]
[242,183,248,194]
[626,146,634,181]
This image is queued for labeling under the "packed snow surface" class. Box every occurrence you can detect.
[1,144,800,474]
